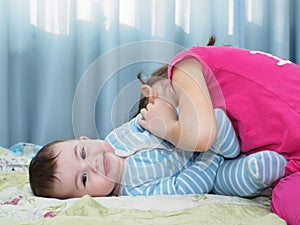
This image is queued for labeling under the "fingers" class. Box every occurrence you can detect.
[146,102,154,110]
[138,118,147,129]
[139,108,148,128]
[140,108,147,118]
[139,102,161,129]
[140,103,152,117]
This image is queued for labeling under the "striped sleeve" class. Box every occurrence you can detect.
[121,150,223,196]
[210,108,240,158]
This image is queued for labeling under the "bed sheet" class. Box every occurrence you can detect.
[0,145,287,225]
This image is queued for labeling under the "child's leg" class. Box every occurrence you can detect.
[213,150,287,196]
[271,172,300,225]
[210,109,240,158]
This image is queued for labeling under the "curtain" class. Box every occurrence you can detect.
[0,0,299,147]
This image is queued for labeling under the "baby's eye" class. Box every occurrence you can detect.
[82,173,87,187]
[81,147,86,159]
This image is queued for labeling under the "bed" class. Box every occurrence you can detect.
[0,144,287,225]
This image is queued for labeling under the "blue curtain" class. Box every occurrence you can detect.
[0,0,299,147]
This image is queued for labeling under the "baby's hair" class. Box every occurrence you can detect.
[29,140,65,198]
[133,35,216,118]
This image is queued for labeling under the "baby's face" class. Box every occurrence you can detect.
[51,138,123,199]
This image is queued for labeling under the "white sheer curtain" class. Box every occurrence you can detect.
[0,0,299,147]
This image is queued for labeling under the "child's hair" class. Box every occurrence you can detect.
[134,35,216,117]
[29,140,64,198]
[135,65,169,115]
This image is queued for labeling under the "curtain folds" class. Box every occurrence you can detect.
[0,0,299,147]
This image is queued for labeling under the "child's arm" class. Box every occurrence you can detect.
[140,58,217,152]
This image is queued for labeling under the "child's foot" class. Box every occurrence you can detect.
[246,150,287,184]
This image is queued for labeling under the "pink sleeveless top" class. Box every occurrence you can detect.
[168,46,300,173]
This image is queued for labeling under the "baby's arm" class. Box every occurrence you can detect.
[213,150,287,197]
[122,150,223,196]
[210,108,240,158]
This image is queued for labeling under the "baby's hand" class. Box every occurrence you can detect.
[138,98,177,139]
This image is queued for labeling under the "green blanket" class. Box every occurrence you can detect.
[0,172,286,225]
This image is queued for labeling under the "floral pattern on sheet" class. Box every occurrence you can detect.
[0,182,67,220]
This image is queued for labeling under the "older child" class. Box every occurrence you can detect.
[137,64,287,197]
[138,45,300,224]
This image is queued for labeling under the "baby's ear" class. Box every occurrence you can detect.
[79,136,90,140]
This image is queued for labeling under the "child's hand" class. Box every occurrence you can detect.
[138,98,177,140]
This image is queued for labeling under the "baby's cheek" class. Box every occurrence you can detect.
[101,141,115,154]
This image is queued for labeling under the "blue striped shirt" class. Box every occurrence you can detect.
[105,108,240,196]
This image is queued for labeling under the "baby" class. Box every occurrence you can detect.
[29,102,285,198]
